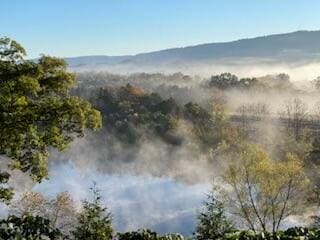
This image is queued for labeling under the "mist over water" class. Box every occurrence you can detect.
[33,162,210,235]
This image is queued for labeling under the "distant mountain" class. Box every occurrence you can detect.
[65,31,320,73]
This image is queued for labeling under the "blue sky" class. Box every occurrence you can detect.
[2,0,320,58]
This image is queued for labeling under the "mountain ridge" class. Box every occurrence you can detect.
[65,30,320,69]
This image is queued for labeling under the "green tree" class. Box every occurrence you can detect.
[208,73,239,89]
[117,229,159,240]
[0,214,62,240]
[0,37,101,202]
[72,184,113,240]
[194,192,233,240]
[117,229,184,240]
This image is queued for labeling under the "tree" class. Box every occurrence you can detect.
[183,102,214,147]
[117,229,158,240]
[10,191,78,236]
[194,191,234,240]
[236,102,269,134]
[208,73,239,89]
[117,229,184,240]
[72,184,113,240]
[0,214,62,240]
[89,84,180,145]
[0,171,13,204]
[10,191,46,216]
[312,101,320,138]
[0,37,102,202]
[312,76,320,91]
[279,98,308,141]
[211,100,239,151]
[258,73,292,90]
[49,192,78,234]
[183,101,238,151]
[223,144,309,233]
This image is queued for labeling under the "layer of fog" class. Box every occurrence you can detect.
[50,132,217,184]
[71,59,320,83]
[34,162,210,235]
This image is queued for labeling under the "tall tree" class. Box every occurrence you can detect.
[223,144,309,233]
[0,37,101,202]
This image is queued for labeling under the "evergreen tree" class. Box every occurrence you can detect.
[72,184,113,240]
[194,192,233,240]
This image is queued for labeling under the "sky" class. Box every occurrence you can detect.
[2,0,320,58]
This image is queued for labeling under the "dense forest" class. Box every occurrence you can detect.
[3,38,320,240]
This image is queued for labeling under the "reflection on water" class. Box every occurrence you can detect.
[34,162,211,235]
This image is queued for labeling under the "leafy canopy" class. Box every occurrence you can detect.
[0,37,102,202]
[223,144,309,232]
[0,214,62,240]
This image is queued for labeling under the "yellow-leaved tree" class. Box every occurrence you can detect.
[223,144,309,233]
[10,191,78,235]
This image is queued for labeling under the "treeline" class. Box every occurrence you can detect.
[82,84,181,145]
[3,183,320,240]
[205,72,294,91]
[75,71,303,96]
[76,71,295,90]
[75,71,308,107]
[72,77,320,162]
[73,71,320,154]
[3,186,320,239]
[73,83,238,148]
